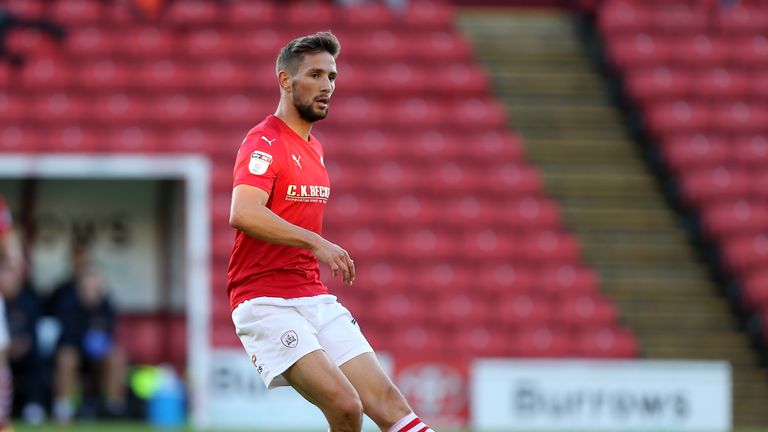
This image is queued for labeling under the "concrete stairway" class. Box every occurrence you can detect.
[457,8,768,427]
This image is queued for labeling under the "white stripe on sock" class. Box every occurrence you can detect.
[403,422,427,432]
[389,412,418,432]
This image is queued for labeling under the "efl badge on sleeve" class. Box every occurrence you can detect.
[249,151,273,175]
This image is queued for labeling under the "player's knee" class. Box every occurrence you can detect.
[330,393,363,425]
[372,383,411,426]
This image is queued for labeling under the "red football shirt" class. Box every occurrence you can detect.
[227,115,331,310]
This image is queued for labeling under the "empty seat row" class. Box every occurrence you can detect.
[599,0,768,36]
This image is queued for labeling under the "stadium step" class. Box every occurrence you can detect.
[459,7,768,427]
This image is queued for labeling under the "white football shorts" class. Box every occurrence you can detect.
[231,294,373,389]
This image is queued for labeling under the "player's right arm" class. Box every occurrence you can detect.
[230,184,355,285]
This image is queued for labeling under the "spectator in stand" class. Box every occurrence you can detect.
[50,250,127,424]
[0,262,45,425]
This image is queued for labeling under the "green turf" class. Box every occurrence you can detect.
[10,424,768,432]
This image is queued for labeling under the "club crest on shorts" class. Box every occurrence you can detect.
[281,330,299,348]
[249,150,273,175]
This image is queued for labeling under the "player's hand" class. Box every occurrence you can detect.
[311,239,355,285]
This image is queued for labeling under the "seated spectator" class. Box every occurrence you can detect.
[51,262,127,424]
[0,262,45,425]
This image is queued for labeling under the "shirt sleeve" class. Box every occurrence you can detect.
[232,133,283,195]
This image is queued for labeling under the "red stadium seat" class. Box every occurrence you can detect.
[224,1,278,27]
[371,293,428,329]
[450,98,507,130]
[556,294,618,330]
[52,0,101,26]
[382,195,438,227]
[402,1,454,31]
[538,264,599,297]
[661,134,730,173]
[717,4,768,35]
[90,92,146,127]
[336,4,394,29]
[454,326,511,357]
[0,63,10,88]
[646,100,711,137]
[606,33,674,71]
[478,263,536,297]
[136,59,190,91]
[470,130,525,163]
[413,262,474,296]
[373,63,429,96]
[700,200,768,241]
[121,26,176,58]
[21,56,70,90]
[0,125,40,152]
[598,0,651,36]
[343,30,413,62]
[648,3,707,34]
[679,166,751,207]
[401,228,459,262]
[149,93,206,125]
[721,233,768,276]
[333,228,399,261]
[732,35,768,69]
[286,2,334,28]
[521,231,581,265]
[496,294,555,329]
[233,29,286,59]
[76,59,132,90]
[0,91,27,122]
[6,27,59,57]
[441,196,499,229]
[733,135,768,169]
[501,197,563,231]
[713,102,768,134]
[460,229,521,263]
[434,294,491,327]
[693,68,750,100]
[166,0,220,26]
[390,98,445,129]
[194,60,251,91]
[482,163,543,196]
[368,161,419,194]
[576,327,637,358]
[166,127,216,154]
[742,270,768,312]
[431,63,490,98]
[625,67,691,106]
[34,92,86,124]
[418,32,472,63]
[183,29,235,58]
[387,325,448,356]
[325,96,385,130]
[673,35,729,68]
[66,27,118,58]
[42,126,99,153]
[104,126,160,153]
[1,0,44,19]
[754,170,768,201]
[512,326,573,358]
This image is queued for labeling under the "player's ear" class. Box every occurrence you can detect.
[278,70,291,93]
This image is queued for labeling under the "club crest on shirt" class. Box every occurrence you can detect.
[249,150,273,175]
[281,330,299,348]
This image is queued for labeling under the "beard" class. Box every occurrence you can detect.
[292,84,328,123]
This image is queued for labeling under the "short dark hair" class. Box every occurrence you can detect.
[276,31,340,75]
